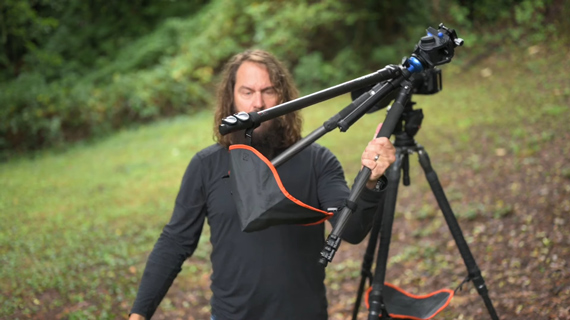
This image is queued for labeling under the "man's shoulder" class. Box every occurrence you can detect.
[185,144,227,174]
[194,144,226,160]
[307,143,335,159]
[308,143,330,152]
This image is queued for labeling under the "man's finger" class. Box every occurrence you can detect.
[362,159,377,170]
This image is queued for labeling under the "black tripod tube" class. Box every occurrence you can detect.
[417,148,499,320]
[272,77,405,168]
[367,153,403,320]
[219,65,402,136]
[352,200,385,320]
[319,83,412,266]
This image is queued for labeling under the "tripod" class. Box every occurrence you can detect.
[218,22,494,318]
[352,97,499,320]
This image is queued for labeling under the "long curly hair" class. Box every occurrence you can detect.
[213,49,302,148]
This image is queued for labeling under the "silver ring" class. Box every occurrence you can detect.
[374,154,380,161]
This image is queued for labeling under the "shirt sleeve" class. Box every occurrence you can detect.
[316,146,386,244]
[130,154,208,319]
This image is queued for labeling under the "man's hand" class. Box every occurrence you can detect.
[361,137,396,189]
[129,314,146,320]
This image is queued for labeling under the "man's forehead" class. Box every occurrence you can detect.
[236,62,273,85]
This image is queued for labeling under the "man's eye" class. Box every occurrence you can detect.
[265,89,276,96]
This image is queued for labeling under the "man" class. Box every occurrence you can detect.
[130,50,395,319]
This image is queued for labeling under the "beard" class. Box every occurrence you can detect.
[230,119,288,160]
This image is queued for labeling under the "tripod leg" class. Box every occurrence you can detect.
[368,151,404,320]
[416,146,499,320]
[352,203,383,320]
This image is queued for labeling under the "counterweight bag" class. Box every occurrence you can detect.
[365,283,454,319]
[229,144,333,232]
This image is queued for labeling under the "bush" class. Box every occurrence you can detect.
[1,0,566,156]
[1,0,239,153]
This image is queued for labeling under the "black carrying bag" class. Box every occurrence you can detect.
[365,283,454,320]
[228,144,333,232]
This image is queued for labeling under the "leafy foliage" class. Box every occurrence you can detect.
[0,0,567,156]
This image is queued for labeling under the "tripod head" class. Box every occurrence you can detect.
[408,23,464,71]
[352,23,456,113]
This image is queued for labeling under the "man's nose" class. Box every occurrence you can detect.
[252,92,265,110]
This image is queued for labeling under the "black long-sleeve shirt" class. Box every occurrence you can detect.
[131,143,386,319]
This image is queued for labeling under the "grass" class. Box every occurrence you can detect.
[0,113,219,319]
[1,41,570,319]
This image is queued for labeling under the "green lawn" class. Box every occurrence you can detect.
[1,42,569,319]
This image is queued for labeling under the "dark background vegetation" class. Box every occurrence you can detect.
[1,0,570,319]
[1,0,567,157]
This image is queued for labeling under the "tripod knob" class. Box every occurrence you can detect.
[406,57,424,73]
[420,35,436,45]
[222,115,237,125]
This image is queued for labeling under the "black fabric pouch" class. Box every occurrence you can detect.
[228,144,333,232]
